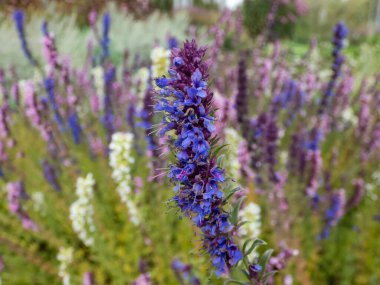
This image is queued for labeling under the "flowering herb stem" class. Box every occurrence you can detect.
[155,40,242,275]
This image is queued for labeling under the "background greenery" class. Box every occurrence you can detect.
[0,0,379,284]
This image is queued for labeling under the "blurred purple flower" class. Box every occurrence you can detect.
[7,181,38,231]
[235,53,249,136]
[13,10,37,66]
[41,21,60,75]
[82,271,94,285]
[319,22,349,114]
[321,189,346,239]
[42,159,61,192]
[345,179,365,212]
[44,78,65,132]
[132,273,151,285]
[171,259,201,285]
[101,13,111,62]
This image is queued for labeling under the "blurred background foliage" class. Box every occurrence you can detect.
[0,3,189,76]
[0,0,379,284]
[0,0,379,74]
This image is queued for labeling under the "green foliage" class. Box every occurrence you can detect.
[242,0,300,39]
[242,0,270,38]
[0,115,214,284]
[151,0,173,12]
[0,3,189,76]
[0,4,380,285]
[294,0,374,41]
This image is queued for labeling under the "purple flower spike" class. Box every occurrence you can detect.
[320,189,346,239]
[103,67,116,143]
[82,271,95,285]
[235,53,249,137]
[44,78,64,132]
[42,159,61,192]
[101,12,111,62]
[41,22,60,75]
[171,259,201,285]
[13,10,37,66]
[155,39,242,275]
[7,181,38,231]
[68,112,82,145]
[319,22,349,114]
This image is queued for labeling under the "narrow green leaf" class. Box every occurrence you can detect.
[230,197,245,226]
[245,239,267,256]
[223,280,247,285]
[217,154,225,168]
[242,238,254,254]
[209,136,220,148]
[262,270,278,284]
[237,220,249,227]
[259,249,274,278]
[223,186,240,202]
[211,144,228,159]
[240,269,250,279]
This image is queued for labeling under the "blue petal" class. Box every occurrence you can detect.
[155,77,170,88]
[191,69,202,85]
[173,57,183,66]
[187,87,198,99]
[181,137,193,148]
[197,89,207,98]
[203,118,215,132]
[177,151,189,161]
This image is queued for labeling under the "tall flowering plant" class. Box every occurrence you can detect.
[155,40,273,281]
[155,40,241,275]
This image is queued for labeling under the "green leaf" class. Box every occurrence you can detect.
[262,270,278,284]
[240,269,250,279]
[237,220,249,227]
[223,280,247,285]
[242,238,253,254]
[211,144,229,160]
[230,197,245,226]
[223,186,240,202]
[245,238,267,256]
[259,249,274,278]
[209,136,220,148]
[217,154,225,168]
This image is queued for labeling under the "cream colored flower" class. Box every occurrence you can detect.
[238,202,261,239]
[342,107,357,125]
[57,247,73,285]
[109,132,140,225]
[91,66,104,109]
[151,47,170,79]
[70,173,96,247]
[31,191,45,215]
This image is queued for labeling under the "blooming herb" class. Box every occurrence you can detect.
[155,39,242,275]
